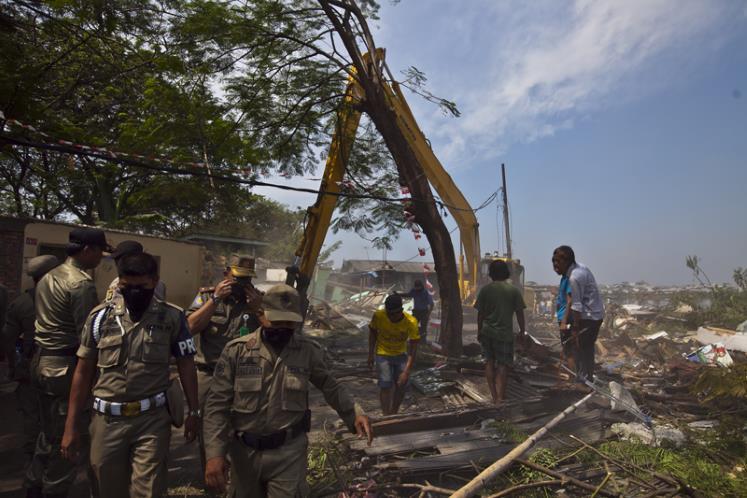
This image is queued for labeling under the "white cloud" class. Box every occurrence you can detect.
[426,0,739,162]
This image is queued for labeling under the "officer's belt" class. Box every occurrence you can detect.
[39,346,78,357]
[93,392,167,417]
[237,409,311,451]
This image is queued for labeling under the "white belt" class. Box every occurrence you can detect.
[93,392,167,417]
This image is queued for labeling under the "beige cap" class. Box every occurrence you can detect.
[229,256,257,278]
[262,284,303,323]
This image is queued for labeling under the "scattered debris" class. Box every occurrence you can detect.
[696,326,747,353]
[610,422,686,447]
[686,342,734,367]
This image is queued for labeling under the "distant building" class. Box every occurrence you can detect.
[334,259,438,294]
[0,216,206,308]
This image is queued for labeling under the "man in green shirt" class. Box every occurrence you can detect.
[474,260,526,405]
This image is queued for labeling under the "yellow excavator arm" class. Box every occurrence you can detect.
[285,68,364,297]
[286,50,482,303]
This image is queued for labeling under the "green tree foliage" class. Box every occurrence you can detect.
[0,0,362,240]
[1,1,446,261]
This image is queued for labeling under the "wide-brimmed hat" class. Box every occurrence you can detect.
[229,256,257,278]
[263,284,303,323]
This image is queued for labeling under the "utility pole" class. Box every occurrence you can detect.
[501,163,512,260]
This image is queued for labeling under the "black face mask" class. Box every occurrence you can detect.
[121,285,155,321]
[230,283,247,302]
[262,327,295,350]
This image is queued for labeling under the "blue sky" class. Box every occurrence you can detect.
[256,0,747,285]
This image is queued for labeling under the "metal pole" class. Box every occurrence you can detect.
[501,163,512,260]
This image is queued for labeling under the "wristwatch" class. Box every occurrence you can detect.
[211,294,222,305]
[188,408,202,418]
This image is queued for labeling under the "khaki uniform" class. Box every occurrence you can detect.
[3,289,39,457]
[78,295,196,498]
[187,289,261,473]
[203,329,362,497]
[29,257,99,495]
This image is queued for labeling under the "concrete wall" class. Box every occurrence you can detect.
[0,217,27,301]
[1,217,206,309]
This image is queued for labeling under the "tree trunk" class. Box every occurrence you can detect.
[319,0,463,355]
[362,92,463,356]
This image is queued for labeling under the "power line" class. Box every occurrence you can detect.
[0,112,499,213]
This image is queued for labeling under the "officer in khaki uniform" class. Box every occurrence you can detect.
[29,227,110,498]
[186,256,263,475]
[203,284,373,497]
[61,252,199,498]
[2,255,59,462]
[105,240,166,302]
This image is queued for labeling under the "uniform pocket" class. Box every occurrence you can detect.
[37,355,76,397]
[142,332,170,364]
[97,334,123,368]
[282,373,309,412]
[233,375,262,413]
[208,315,228,335]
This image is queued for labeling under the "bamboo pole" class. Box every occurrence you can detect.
[450,392,594,498]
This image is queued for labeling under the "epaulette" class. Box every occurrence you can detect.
[161,300,184,313]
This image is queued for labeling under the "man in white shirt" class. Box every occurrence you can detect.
[552,246,604,382]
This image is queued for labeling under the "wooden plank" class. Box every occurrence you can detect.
[436,439,509,455]
[454,378,491,403]
[350,428,501,456]
[374,445,513,471]
[367,406,503,437]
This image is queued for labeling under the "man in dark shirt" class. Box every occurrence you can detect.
[400,280,434,343]
[474,260,526,405]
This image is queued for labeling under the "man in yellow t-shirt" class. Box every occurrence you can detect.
[367,294,420,415]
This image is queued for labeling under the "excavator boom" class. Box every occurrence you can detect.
[288,50,482,303]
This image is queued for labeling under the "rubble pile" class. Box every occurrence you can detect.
[302,303,747,497]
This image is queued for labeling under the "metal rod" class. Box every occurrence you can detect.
[501,163,511,260]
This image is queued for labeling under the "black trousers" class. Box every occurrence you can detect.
[412,309,430,342]
[576,319,602,382]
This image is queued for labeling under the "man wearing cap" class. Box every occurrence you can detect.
[203,284,373,497]
[29,227,110,498]
[186,256,264,480]
[61,252,199,498]
[105,240,166,302]
[399,279,434,343]
[2,255,59,477]
[368,294,420,415]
